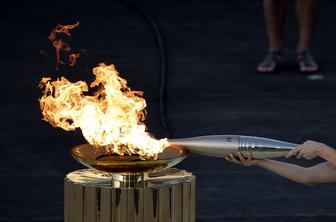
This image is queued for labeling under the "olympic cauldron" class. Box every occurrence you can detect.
[65,135,297,222]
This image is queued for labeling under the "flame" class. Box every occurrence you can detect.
[39,63,169,159]
[69,53,80,66]
[48,22,80,69]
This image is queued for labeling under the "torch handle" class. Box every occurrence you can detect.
[168,135,298,159]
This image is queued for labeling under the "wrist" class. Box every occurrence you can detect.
[318,144,332,159]
[254,158,266,167]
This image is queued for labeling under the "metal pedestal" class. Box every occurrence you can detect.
[64,168,196,222]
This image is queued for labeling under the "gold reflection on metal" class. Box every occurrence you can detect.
[70,144,188,174]
[64,168,196,222]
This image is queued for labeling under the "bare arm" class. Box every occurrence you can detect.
[226,152,336,184]
[320,146,336,167]
[257,159,336,184]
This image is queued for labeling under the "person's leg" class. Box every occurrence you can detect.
[258,0,287,72]
[264,0,287,52]
[295,0,319,72]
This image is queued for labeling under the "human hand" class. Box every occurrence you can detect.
[225,151,263,167]
[286,140,331,160]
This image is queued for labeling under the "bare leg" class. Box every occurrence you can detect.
[258,0,287,72]
[264,0,287,52]
[295,0,319,72]
[295,0,319,53]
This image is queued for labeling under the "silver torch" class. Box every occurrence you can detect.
[168,135,298,158]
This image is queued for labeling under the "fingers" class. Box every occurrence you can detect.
[225,153,242,165]
[225,153,248,166]
[247,151,252,161]
[286,149,296,158]
[226,152,256,167]
[237,152,246,162]
[296,148,305,159]
[286,140,325,160]
[225,154,233,161]
[286,143,318,160]
[302,151,317,160]
[286,146,301,158]
[238,152,253,166]
[303,153,314,160]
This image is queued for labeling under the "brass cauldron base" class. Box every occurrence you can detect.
[64,168,196,222]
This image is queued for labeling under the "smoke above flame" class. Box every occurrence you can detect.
[39,63,169,159]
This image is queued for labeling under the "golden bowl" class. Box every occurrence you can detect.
[70,144,188,174]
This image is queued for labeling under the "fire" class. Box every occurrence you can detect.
[39,63,169,159]
[48,21,80,70]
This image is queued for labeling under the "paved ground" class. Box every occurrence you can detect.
[1,0,336,221]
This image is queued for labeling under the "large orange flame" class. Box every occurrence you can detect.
[39,63,169,159]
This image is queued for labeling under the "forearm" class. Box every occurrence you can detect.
[319,146,336,167]
[256,159,310,184]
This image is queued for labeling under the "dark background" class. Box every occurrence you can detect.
[1,0,336,221]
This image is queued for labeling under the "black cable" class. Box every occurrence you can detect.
[117,0,170,137]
